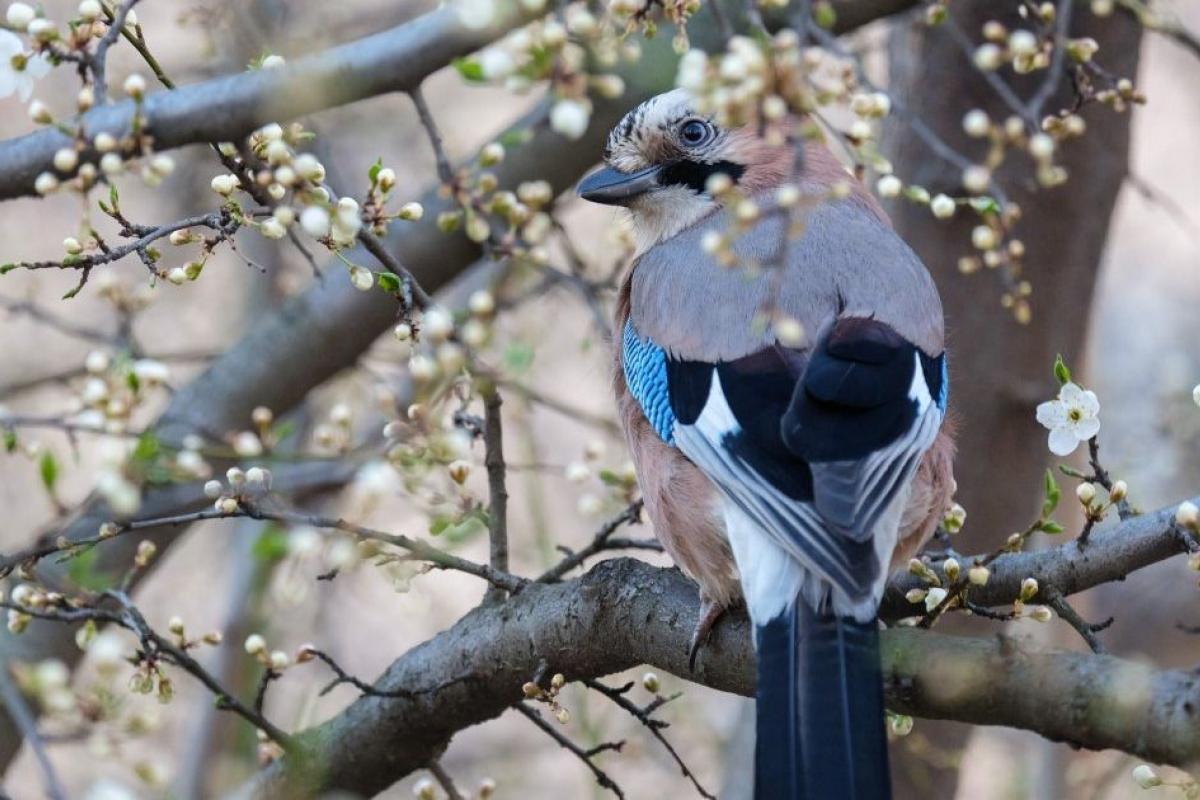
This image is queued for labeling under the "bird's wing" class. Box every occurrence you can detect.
[622,316,946,617]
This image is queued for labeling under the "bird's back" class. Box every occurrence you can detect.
[628,196,944,364]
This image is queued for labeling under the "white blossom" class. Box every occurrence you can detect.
[478,48,516,80]
[962,109,990,138]
[5,3,34,30]
[550,98,591,140]
[1131,764,1162,789]
[1036,382,1100,456]
[0,30,50,102]
[930,194,956,219]
[876,175,902,198]
[455,0,496,29]
[299,205,331,238]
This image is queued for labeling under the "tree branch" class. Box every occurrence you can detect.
[482,388,510,604]
[235,557,1200,798]
[0,3,543,201]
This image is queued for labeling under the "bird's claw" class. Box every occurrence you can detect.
[688,595,726,672]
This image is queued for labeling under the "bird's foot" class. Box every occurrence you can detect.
[688,594,726,672]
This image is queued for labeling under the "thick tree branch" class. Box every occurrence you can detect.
[236,556,1200,798]
[0,4,543,201]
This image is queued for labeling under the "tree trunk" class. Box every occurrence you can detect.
[882,2,1143,795]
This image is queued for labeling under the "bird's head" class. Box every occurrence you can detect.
[577,89,790,250]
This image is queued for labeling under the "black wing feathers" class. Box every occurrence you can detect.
[783,317,922,463]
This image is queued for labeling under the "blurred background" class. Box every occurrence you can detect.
[0,0,1197,798]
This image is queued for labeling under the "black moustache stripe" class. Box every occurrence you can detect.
[657,159,746,193]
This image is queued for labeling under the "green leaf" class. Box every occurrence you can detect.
[377,272,401,293]
[499,128,533,148]
[1042,468,1060,516]
[598,469,621,486]
[126,370,140,393]
[108,184,120,212]
[3,428,16,452]
[132,432,160,464]
[503,342,535,375]
[968,197,1001,215]
[442,513,487,543]
[1053,354,1072,385]
[271,419,296,445]
[252,527,290,563]
[452,57,486,82]
[814,0,837,29]
[1058,465,1086,478]
[39,451,59,494]
[0,263,15,275]
[67,547,116,591]
[368,157,384,184]
[1040,521,1065,535]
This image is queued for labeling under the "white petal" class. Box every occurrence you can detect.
[1077,389,1100,416]
[1048,426,1080,456]
[25,54,51,80]
[1036,400,1066,428]
[0,31,22,59]
[1072,415,1100,440]
[0,71,16,100]
[16,74,32,102]
[1059,382,1084,405]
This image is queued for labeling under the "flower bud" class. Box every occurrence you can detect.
[1029,605,1053,623]
[968,565,990,586]
[943,558,960,582]
[1020,577,1039,601]
[1175,501,1199,530]
[244,634,266,656]
[930,194,956,220]
[1131,764,1161,789]
[1110,480,1127,502]
[123,73,147,98]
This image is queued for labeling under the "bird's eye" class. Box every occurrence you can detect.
[679,119,713,146]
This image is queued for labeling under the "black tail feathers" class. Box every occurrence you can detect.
[754,602,891,800]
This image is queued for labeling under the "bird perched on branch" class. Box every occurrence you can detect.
[578,89,955,799]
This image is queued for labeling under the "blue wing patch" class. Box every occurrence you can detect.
[622,321,676,444]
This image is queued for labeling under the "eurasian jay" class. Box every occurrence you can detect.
[577,89,956,799]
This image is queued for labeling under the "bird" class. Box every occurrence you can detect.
[577,89,956,799]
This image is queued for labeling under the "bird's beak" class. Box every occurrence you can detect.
[577,165,662,206]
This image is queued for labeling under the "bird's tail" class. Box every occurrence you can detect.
[754,601,892,800]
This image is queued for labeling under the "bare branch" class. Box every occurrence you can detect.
[236,557,1200,798]
[582,678,715,800]
[426,759,466,800]
[482,388,510,604]
[515,703,626,799]
[538,501,645,582]
[91,0,143,104]
[0,669,66,800]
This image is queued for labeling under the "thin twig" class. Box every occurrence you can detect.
[582,678,715,799]
[92,0,143,103]
[482,389,510,604]
[1028,0,1074,119]
[514,703,626,799]
[427,759,466,800]
[409,86,455,185]
[538,500,644,582]
[1045,589,1113,654]
[0,669,67,800]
